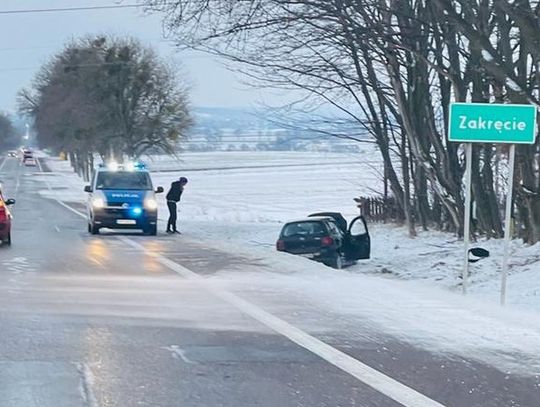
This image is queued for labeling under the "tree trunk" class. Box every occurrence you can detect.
[414,166,430,231]
[401,132,416,237]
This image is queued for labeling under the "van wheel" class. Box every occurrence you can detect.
[144,225,157,236]
[89,223,99,235]
[3,233,11,246]
[330,253,343,269]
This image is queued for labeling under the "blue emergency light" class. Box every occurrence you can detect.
[131,207,143,216]
[97,161,146,171]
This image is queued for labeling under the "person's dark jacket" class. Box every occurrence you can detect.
[166,181,184,202]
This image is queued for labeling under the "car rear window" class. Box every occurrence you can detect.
[282,221,327,237]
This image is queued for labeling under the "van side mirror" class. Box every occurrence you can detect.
[84,185,93,193]
[155,186,164,194]
[5,199,15,205]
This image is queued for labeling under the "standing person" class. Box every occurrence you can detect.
[166,177,188,234]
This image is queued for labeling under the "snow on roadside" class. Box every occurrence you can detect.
[38,153,540,313]
[215,263,540,375]
[35,158,88,204]
[35,152,540,374]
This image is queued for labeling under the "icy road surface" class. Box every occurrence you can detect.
[0,155,539,406]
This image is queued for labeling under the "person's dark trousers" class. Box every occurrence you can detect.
[167,201,177,232]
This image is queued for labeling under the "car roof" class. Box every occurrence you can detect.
[308,212,348,231]
[284,216,335,224]
[95,167,149,173]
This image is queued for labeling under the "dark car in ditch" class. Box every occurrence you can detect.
[276,212,370,269]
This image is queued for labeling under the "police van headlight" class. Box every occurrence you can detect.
[144,198,158,210]
[92,197,106,208]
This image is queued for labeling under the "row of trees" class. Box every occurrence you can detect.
[19,36,192,180]
[145,0,540,244]
[0,113,18,151]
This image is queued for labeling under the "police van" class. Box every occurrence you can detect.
[84,162,164,235]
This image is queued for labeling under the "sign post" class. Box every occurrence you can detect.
[462,143,472,294]
[448,103,536,301]
[500,144,516,305]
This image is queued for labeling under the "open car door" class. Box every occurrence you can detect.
[346,216,370,260]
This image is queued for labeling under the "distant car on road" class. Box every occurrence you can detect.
[24,157,37,167]
[276,212,370,269]
[21,149,34,164]
[0,188,15,246]
[7,151,17,157]
[84,162,164,235]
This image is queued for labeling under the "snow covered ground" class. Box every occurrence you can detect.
[36,151,540,315]
[26,151,540,374]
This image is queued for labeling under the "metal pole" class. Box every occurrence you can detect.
[501,144,516,306]
[462,143,473,294]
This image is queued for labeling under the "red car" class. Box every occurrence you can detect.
[0,189,15,246]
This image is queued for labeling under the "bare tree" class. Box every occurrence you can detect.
[146,0,540,242]
[0,113,18,150]
[432,0,540,242]
[19,36,192,180]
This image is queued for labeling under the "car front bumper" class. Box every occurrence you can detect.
[92,208,157,229]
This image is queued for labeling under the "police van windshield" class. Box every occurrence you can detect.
[96,171,152,190]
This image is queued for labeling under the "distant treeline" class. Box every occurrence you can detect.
[0,114,19,150]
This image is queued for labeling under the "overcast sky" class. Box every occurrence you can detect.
[0,0,276,114]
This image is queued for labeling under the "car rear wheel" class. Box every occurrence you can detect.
[3,233,11,246]
[329,252,343,269]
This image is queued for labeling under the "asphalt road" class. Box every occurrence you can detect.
[0,156,538,407]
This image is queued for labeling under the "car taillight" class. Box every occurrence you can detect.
[321,236,334,246]
[0,204,6,221]
[276,239,285,251]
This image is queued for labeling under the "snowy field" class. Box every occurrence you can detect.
[36,151,540,314]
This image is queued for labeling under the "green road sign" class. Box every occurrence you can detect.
[449,103,537,144]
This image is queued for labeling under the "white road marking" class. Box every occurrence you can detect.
[122,237,446,407]
[38,158,88,221]
[162,345,197,364]
[76,362,99,407]
[55,225,61,233]
[14,176,20,197]
[39,160,445,407]
[52,198,445,406]
[0,157,7,171]
[55,198,87,218]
